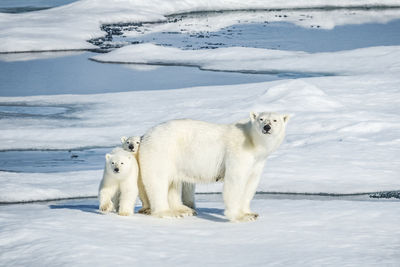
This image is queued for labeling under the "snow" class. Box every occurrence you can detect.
[0,171,100,203]
[0,197,399,266]
[91,44,400,75]
[1,0,400,53]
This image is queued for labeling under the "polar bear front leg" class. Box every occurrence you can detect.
[118,179,138,216]
[239,162,264,220]
[168,181,196,217]
[99,184,118,213]
[223,166,251,222]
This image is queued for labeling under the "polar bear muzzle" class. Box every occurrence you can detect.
[262,124,271,134]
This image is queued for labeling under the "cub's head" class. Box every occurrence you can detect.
[121,136,141,154]
[250,111,290,138]
[105,151,133,177]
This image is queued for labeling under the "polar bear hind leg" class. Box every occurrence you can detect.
[168,181,197,216]
[182,182,196,210]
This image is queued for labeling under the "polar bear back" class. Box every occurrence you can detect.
[139,119,246,183]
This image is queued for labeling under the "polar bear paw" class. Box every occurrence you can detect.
[238,213,259,222]
[174,205,197,217]
[99,201,114,213]
[226,210,259,222]
[138,207,151,215]
[152,210,186,218]
[118,210,133,216]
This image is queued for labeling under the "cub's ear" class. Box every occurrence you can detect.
[282,114,291,123]
[250,111,259,122]
[121,136,127,143]
[105,153,111,161]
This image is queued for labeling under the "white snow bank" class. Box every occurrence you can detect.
[1,0,400,53]
[0,198,399,266]
[92,44,400,75]
[0,170,100,203]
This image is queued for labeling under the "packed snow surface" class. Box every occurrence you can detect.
[0,197,399,266]
[1,0,400,53]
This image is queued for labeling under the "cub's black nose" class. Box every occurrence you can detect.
[128,144,134,150]
[114,168,119,172]
[263,125,271,132]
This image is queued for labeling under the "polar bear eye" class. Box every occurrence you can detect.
[273,119,277,122]
[121,162,124,165]
[136,142,139,144]
[259,118,263,121]
[111,162,115,165]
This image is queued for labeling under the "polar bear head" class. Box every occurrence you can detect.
[121,136,141,154]
[250,111,290,138]
[105,150,133,178]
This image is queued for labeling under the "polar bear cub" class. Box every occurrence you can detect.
[139,112,290,222]
[99,147,139,216]
[120,135,151,215]
[121,136,141,154]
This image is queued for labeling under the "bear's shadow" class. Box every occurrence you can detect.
[49,204,228,222]
[196,207,228,223]
[49,204,101,214]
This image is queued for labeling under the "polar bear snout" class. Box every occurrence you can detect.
[263,124,271,134]
[113,167,120,173]
[128,144,134,151]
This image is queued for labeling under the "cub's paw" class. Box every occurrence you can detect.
[99,201,114,213]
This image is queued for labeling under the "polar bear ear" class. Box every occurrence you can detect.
[105,153,111,161]
[250,112,259,122]
[121,136,127,143]
[282,114,291,123]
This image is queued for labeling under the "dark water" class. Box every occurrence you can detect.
[0,0,77,13]
[0,148,109,173]
[0,52,290,97]
[96,17,400,52]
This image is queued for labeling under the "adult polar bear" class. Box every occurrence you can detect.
[139,112,290,222]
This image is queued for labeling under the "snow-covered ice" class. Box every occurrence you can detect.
[92,44,400,75]
[0,197,399,266]
[1,0,400,53]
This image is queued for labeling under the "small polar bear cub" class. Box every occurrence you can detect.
[121,136,141,154]
[99,147,139,216]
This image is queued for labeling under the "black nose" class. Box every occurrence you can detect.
[263,125,271,132]
[114,168,119,172]
[128,145,134,150]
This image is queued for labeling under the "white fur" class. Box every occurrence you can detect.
[121,135,195,214]
[139,112,290,222]
[99,147,139,216]
[121,136,141,154]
